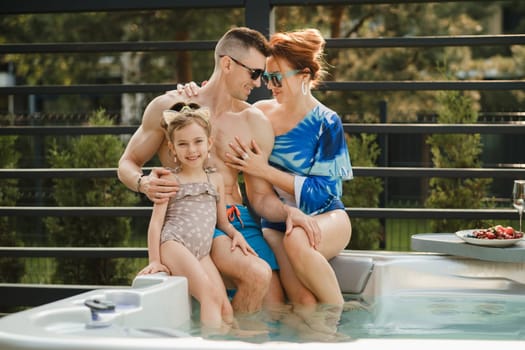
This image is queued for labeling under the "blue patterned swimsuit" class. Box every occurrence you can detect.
[261,104,352,230]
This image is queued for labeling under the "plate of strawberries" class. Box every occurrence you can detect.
[455,225,524,247]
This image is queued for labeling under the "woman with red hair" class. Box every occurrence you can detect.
[226,28,353,310]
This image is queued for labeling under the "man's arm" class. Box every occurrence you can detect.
[117,94,179,202]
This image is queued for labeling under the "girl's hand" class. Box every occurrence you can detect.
[225,137,268,176]
[230,231,258,256]
[137,261,170,275]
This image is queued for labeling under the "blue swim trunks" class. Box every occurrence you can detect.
[214,204,279,270]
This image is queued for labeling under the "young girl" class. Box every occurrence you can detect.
[138,102,256,333]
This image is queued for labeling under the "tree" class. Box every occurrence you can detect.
[425,89,494,233]
[44,109,139,284]
[0,8,244,122]
[0,133,24,284]
[275,2,524,124]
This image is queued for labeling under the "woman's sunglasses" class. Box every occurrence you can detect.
[220,55,264,80]
[261,70,302,88]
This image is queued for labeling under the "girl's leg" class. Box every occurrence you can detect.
[198,255,234,325]
[282,209,351,305]
[160,241,226,329]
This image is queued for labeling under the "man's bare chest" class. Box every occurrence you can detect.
[211,120,253,156]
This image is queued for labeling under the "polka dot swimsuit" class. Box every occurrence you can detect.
[160,173,219,260]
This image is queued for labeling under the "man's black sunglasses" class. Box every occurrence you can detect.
[220,55,264,80]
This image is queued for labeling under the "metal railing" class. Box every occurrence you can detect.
[1,0,524,310]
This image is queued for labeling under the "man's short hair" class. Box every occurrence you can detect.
[215,27,271,60]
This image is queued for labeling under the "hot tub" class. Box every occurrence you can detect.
[0,250,523,350]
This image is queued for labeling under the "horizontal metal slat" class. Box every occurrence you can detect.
[0,41,216,54]
[0,0,244,14]
[2,123,523,136]
[352,166,525,178]
[0,126,137,135]
[3,35,523,54]
[320,80,525,91]
[1,80,524,95]
[0,206,152,216]
[0,83,177,95]
[3,0,498,15]
[0,247,147,258]
[326,35,525,48]
[346,208,518,220]
[1,166,525,179]
[343,123,525,134]
[0,206,517,220]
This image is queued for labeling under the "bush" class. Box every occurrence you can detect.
[343,133,383,249]
[44,109,139,285]
[0,134,25,283]
[425,90,494,232]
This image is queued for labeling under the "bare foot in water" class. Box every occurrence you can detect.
[343,299,370,312]
[230,315,270,338]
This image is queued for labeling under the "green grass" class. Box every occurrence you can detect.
[385,219,433,251]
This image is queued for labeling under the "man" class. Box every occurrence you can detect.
[118,27,318,313]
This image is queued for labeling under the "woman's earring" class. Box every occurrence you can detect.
[301,81,308,95]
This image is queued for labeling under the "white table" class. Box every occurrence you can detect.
[411,233,525,262]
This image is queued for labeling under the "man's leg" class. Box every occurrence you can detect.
[211,235,272,313]
[264,270,286,306]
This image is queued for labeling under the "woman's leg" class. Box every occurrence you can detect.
[263,228,317,306]
[282,209,351,305]
[161,241,228,329]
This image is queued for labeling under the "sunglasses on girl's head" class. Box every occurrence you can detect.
[220,55,264,80]
[261,70,302,88]
[170,102,201,112]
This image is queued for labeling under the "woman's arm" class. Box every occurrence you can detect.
[225,137,339,213]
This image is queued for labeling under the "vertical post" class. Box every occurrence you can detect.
[378,100,388,249]
[1,62,16,114]
[244,0,274,102]
[29,94,44,239]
